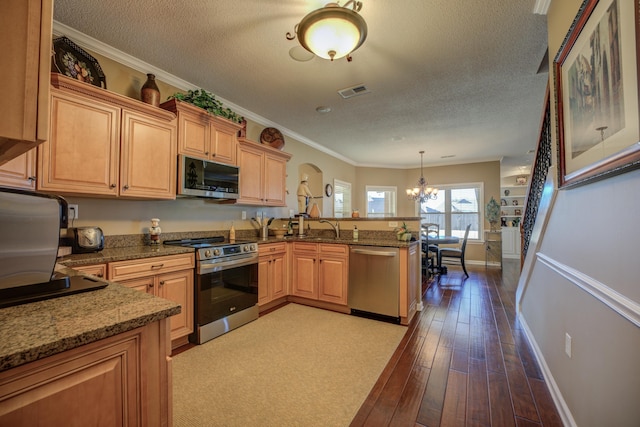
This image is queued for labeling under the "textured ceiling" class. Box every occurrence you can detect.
[52,0,549,173]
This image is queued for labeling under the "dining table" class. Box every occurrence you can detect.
[422,235,460,274]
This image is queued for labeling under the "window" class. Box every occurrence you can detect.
[333,179,352,218]
[366,186,397,217]
[419,183,482,240]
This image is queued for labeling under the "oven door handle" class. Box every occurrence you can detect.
[198,254,258,274]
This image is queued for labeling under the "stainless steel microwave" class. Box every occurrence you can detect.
[178,155,239,200]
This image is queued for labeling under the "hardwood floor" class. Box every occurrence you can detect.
[351,260,563,427]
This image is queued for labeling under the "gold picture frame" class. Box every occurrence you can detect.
[553,0,640,188]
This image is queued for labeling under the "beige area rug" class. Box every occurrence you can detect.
[172,303,407,427]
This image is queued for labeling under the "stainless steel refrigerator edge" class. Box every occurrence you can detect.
[348,246,400,321]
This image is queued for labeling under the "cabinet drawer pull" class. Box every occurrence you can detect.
[151,263,165,269]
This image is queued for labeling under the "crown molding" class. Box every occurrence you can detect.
[532,0,551,15]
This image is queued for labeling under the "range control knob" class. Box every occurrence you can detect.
[250,244,257,251]
[213,248,221,256]
[243,245,250,252]
[204,250,212,258]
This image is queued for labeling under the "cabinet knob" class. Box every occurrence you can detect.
[159,281,165,285]
[110,184,116,188]
[148,283,154,288]
[205,151,209,155]
[123,184,129,190]
[28,176,36,181]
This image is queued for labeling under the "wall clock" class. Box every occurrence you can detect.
[325,183,333,197]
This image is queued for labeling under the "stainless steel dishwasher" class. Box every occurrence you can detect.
[348,246,400,322]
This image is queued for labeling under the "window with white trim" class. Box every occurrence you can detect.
[419,183,483,240]
[333,179,352,218]
[366,186,397,218]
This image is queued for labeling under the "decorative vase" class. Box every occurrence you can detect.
[141,73,160,107]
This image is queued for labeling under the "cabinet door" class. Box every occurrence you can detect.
[263,153,287,206]
[0,0,52,164]
[38,89,120,196]
[271,252,287,300]
[502,228,520,258]
[176,109,210,158]
[257,256,271,305]
[210,123,237,165]
[120,109,177,199]
[291,252,318,299]
[237,143,264,204]
[158,269,194,343]
[121,276,154,293]
[318,256,348,305]
[0,149,36,190]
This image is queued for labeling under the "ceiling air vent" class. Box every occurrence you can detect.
[338,84,370,99]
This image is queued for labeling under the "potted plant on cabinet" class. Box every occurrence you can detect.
[167,89,244,123]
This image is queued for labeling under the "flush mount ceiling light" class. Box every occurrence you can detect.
[286,1,367,62]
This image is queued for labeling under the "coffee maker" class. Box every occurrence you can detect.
[0,187,106,308]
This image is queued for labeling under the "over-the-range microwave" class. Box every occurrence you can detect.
[178,155,239,200]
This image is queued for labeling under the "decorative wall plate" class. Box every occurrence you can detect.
[260,127,285,150]
[52,36,107,89]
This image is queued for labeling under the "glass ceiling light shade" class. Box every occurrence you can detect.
[407,151,438,203]
[286,1,367,62]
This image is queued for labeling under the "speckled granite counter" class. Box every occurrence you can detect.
[257,236,419,248]
[0,265,180,372]
[57,244,194,268]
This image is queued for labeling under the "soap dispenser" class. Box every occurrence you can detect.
[353,225,359,241]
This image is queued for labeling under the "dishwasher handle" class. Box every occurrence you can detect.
[351,248,397,257]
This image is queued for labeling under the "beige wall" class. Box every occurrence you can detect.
[516,1,640,426]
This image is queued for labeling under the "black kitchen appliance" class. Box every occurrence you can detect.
[0,187,107,308]
[164,236,258,343]
[177,155,240,200]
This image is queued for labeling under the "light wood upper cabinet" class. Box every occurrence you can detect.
[0,149,37,190]
[160,99,242,165]
[0,0,52,165]
[38,74,177,199]
[237,138,291,206]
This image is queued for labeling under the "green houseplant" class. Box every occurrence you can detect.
[168,89,244,124]
[395,222,412,241]
[486,196,500,232]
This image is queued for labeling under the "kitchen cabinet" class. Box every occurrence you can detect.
[258,242,288,309]
[37,74,177,199]
[318,244,349,305]
[399,244,420,325]
[0,0,52,165]
[291,242,348,306]
[73,263,107,279]
[160,99,242,165]
[502,227,521,259]
[0,319,171,427]
[236,138,291,206]
[109,253,195,349]
[0,149,37,190]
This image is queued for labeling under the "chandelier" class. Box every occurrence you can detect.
[407,151,438,202]
[286,1,368,62]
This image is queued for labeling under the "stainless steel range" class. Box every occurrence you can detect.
[164,237,259,344]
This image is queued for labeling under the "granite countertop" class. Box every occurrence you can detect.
[258,235,419,248]
[57,244,194,267]
[0,265,180,372]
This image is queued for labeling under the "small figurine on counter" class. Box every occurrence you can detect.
[149,218,161,245]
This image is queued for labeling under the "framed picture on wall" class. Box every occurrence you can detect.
[553,0,640,188]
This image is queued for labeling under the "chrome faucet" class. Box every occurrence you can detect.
[319,220,340,239]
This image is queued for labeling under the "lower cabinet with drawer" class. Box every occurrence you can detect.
[73,263,107,279]
[258,242,288,310]
[109,253,195,349]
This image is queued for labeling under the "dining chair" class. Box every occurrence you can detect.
[437,224,471,277]
[421,223,440,275]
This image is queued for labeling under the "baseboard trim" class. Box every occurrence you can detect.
[518,314,577,427]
